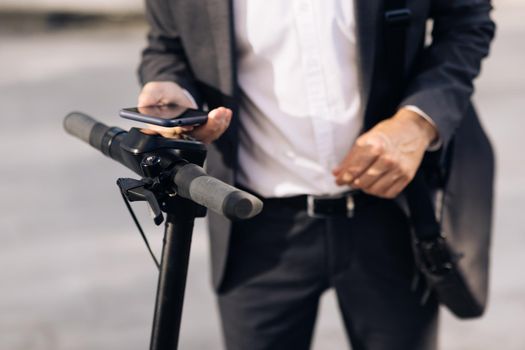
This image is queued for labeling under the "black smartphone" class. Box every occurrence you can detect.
[119,104,208,127]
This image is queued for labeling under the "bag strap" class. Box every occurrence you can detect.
[383,1,442,241]
[404,173,442,240]
[384,0,412,104]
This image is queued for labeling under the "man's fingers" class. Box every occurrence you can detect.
[357,165,413,198]
[349,154,397,189]
[137,81,226,140]
[138,81,195,108]
[334,110,433,197]
[383,177,409,199]
[138,83,163,107]
[334,134,386,185]
[138,104,232,144]
[189,107,232,144]
[137,92,159,107]
[140,124,189,138]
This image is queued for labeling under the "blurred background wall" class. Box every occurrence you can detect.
[0,1,524,349]
[0,0,143,15]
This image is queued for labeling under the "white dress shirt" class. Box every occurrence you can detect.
[234,0,362,197]
[231,0,439,198]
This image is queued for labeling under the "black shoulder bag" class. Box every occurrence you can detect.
[385,1,494,318]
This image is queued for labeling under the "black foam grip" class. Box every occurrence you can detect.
[63,112,124,158]
[63,111,100,145]
[174,164,263,220]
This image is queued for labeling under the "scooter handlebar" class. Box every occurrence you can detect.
[63,112,263,220]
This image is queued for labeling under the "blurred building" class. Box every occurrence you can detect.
[0,0,143,15]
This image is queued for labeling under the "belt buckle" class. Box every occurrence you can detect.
[306,193,355,218]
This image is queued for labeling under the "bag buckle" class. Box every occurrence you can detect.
[417,236,459,276]
[385,8,412,26]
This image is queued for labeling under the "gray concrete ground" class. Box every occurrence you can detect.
[0,3,524,349]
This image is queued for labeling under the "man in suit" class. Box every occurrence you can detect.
[137,0,495,349]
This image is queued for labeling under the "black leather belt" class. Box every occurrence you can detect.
[262,191,364,218]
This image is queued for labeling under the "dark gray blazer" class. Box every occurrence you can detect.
[139,0,496,291]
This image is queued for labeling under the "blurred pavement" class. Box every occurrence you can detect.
[0,2,524,350]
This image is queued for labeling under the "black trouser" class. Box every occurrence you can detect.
[218,195,438,350]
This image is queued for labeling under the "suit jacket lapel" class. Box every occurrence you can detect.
[205,0,235,95]
[354,0,382,109]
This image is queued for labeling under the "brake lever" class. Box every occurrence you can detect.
[117,178,164,225]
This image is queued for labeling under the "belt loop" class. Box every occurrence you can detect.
[346,195,355,218]
[307,195,317,218]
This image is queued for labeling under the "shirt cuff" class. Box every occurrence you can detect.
[403,105,442,151]
[181,89,199,109]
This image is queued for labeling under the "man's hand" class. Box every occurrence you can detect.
[138,81,232,144]
[333,108,438,199]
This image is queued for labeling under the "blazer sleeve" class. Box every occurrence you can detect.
[138,0,202,104]
[400,0,496,146]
